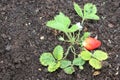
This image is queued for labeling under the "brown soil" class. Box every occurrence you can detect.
[0,0,120,80]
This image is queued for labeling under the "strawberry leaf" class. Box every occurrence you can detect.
[60,60,71,69]
[46,12,71,32]
[89,58,102,69]
[93,50,108,61]
[84,3,100,20]
[68,24,79,32]
[80,32,90,42]
[73,57,85,66]
[84,14,100,20]
[74,2,83,18]
[48,61,60,72]
[53,45,63,60]
[40,53,55,66]
[79,50,92,60]
[64,66,75,74]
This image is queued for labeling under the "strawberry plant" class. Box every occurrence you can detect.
[39,2,108,74]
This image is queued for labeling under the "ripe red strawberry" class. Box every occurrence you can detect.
[83,37,101,50]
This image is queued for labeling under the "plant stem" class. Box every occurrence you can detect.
[63,45,72,59]
[65,32,71,41]
[68,32,73,40]
[65,32,75,45]
[71,46,77,59]
[72,32,75,37]
[81,18,85,25]
[76,18,85,42]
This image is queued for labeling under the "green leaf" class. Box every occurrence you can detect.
[73,57,85,66]
[84,14,100,20]
[93,50,108,61]
[48,61,60,72]
[74,2,83,18]
[64,66,75,74]
[84,3,97,14]
[81,32,90,41]
[80,32,90,47]
[80,50,92,60]
[68,24,79,32]
[89,58,102,69]
[47,20,66,32]
[53,45,63,60]
[79,66,84,70]
[93,15,100,20]
[54,12,71,27]
[40,53,55,66]
[84,3,99,20]
[60,60,71,69]
[46,12,71,32]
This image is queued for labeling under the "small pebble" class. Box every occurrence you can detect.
[32,30,36,34]
[108,39,111,43]
[8,36,12,40]
[28,22,31,25]
[25,22,31,26]
[93,71,101,76]
[38,68,42,71]
[39,17,42,20]
[0,61,3,63]
[108,23,114,28]
[115,71,119,75]
[116,66,119,70]
[35,8,39,13]
[5,45,11,51]
[40,36,44,40]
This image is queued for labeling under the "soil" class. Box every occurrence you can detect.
[0,0,120,80]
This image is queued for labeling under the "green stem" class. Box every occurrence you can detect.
[81,18,85,25]
[72,32,75,37]
[76,18,85,42]
[63,45,72,59]
[68,32,73,40]
[65,32,71,41]
[70,32,76,45]
[71,46,77,59]
[65,32,75,45]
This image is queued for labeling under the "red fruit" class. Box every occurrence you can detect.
[83,37,101,50]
